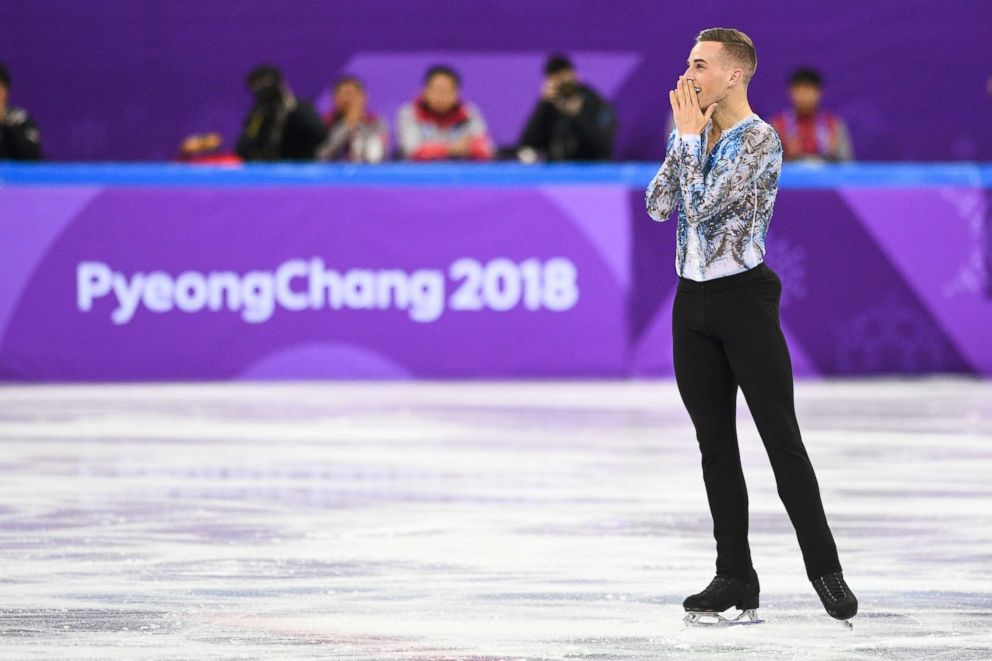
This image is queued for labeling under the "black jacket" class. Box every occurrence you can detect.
[236,100,326,161]
[0,107,42,160]
[519,84,616,161]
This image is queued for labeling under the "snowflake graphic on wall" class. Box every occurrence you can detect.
[835,297,944,373]
[937,187,987,298]
[765,239,807,309]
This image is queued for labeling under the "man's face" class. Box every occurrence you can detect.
[789,83,822,116]
[334,81,366,114]
[423,74,459,114]
[683,41,735,110]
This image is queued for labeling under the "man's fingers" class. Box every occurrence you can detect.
[687,79,700,110]
[684,79,696,111]
[669,89,679,111]
[704,103,717,122]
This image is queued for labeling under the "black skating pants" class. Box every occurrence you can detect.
[673,262,841,582]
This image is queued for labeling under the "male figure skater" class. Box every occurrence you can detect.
[645,28,858,626]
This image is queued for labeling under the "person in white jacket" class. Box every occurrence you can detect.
[396,65,493,161]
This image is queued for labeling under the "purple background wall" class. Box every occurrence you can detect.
[2,0,991,162]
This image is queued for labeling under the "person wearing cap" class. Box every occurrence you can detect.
[517,54,616,162]
[0,63,42,160]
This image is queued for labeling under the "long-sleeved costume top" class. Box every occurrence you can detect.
[396,98,493,161]
[645,114,783,282]
[0,106,42,160]
[519,83,616,161]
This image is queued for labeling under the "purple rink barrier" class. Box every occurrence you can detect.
[1,163,991,381]
[0,182,628,381]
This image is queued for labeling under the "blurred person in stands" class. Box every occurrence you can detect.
[316,75,388,163]
[517,54,616,162]
[236,65,326,161]
[770,68,853,162]
[396,65,493,161]
[0,63,42,160]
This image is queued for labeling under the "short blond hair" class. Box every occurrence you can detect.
[696,27,757,84]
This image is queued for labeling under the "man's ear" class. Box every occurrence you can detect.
[729,68,743,86]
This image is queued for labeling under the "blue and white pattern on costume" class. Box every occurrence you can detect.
[645,114,783,282]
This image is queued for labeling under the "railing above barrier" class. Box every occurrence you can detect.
[2,162,991,188]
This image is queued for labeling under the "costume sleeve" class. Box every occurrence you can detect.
[676,125,781,226]
[644,130,683,222]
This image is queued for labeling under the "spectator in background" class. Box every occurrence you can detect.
[518,55,616,162]
[235,65,326,161]
[316,75,388,163]
[396,65,493,161]
[0,63,42,160]
[770,67,853,162]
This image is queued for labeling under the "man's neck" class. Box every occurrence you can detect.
[711,95,753,132]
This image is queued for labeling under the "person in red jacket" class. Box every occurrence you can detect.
[770,68,853,162]
[396,65,493,161]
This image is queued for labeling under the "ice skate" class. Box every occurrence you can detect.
[683,607,763,627]
[682,573,763,626]
[812,570,857,628]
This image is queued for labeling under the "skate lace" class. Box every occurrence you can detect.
[816,572,851,603]
[701,577,737,595]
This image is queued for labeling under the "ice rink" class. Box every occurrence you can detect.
[1,379,990,659]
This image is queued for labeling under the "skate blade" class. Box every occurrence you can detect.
[683,608,763,627]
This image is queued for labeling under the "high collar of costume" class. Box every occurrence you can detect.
[415,97,469,128]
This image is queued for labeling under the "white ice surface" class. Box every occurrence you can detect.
[0,379,990,659]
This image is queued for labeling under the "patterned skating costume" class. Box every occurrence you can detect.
[645,114,857,626]
[646,114,780,281]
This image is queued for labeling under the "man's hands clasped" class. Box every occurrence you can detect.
[670,76,715,137]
